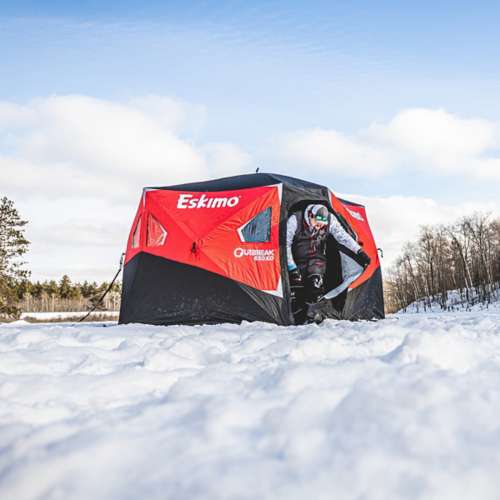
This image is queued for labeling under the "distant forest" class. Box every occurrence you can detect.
[385,213,500,313]
[15,276,122,313]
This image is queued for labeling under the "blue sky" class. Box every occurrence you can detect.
[1,1,499,279]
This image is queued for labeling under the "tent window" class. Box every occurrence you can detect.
[131,219,141,248]
[240,207,272,243]
[147,214,168,247]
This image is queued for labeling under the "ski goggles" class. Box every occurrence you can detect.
[314,214,328,223]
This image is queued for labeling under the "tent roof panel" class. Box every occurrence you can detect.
[146,172,325,193]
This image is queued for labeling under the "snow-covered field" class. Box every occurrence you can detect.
[401,288,500,314]
[20,311,119,321]
[1,312,500,500]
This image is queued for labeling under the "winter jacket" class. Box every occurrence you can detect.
[286,205,361,270]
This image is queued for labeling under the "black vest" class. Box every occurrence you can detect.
[291,210,329,266]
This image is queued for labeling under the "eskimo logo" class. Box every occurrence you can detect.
[346,208,365,222]
[177,193,240,209]
[234,248,275,261]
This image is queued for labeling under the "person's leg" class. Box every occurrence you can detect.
[303,260,327,323]
[304,260,327,305]
[290,264,307,324]
[305,273,324,304]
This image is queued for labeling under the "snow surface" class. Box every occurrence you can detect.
[400,288,500,314]
[1,312,500,500]
[20,311,119,320]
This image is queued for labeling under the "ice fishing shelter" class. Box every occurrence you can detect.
[119,173,384,325]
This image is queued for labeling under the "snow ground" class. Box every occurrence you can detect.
[1,312,500,500]
[401,287,500,314]
[20,311,119,320]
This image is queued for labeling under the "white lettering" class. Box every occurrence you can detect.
[177,194,190,209]
[211,198,227,208]
[346,208,365,222]
[233,248,275,261]
[177,194,240,209]
[197,194,208,208]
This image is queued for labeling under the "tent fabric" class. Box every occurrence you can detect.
[119,173,384,325]
[119,253,288,325]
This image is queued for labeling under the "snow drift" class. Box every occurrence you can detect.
[1,311,500,499]
[400,286,500,314]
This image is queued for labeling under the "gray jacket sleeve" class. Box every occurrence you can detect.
[329,215,361,254]
[286,215,298,269]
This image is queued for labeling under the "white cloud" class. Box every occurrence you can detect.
[279,128,394,176]
[368,108,496,161]
[0,95,211,201]
[280,108,500,180]
[0,95,251,280]
[203,142,252,178]
[339,193,500,268]
[129,95,207,135]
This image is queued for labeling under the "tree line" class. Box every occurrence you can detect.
[16,276,122,314]
[385,213,500,313]
[0,195,121,319]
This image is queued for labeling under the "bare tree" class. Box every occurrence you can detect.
[386,213,500,313]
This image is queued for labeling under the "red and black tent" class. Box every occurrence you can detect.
[119,173,384,325]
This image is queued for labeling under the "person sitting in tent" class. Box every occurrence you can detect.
[287,204,371,322]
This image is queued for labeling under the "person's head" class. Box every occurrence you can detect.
[306,205,329,230]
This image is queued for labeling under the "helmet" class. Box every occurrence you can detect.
[307,204,329,224]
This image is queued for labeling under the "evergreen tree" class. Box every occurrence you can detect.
[58,274,73,299]
[88,281,109,310]
[45,280,59,296]
[16,279,32,300]
[0,197,30,318]
[80,280,92,298]
[31,281,43,299]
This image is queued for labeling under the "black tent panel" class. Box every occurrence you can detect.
[120,253,291,326]
[342,267,385,320]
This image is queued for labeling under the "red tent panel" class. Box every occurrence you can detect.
[125,185,282,295]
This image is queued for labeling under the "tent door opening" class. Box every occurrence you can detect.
[287,201,351,321]
[287,201,346,292]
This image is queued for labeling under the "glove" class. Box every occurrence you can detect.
[289,267,303,286]
[357,249,371,268]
